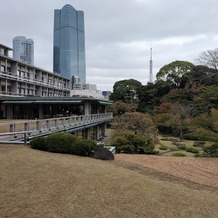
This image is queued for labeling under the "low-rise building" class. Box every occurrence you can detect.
[0,44,70,98]
[0,43,113,143]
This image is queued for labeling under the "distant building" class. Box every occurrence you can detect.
[85,84,97,91]
[53,4,86,86]
[13,36,34,65]
[72,82,97,91]
[70,89,106,99]
[102,91,112,98]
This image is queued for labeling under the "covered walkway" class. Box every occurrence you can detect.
[0,96,113,143]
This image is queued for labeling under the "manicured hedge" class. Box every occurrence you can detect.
[185,147,199,154]
[193,141,205,147]
[110,133,155,154]
[30,132,98,157]
[30,137,47,151]
[171,152,186,157]
[46,132,77,153]
[177,144,186,150]
[71,139,98,156]
[159,145,168,150]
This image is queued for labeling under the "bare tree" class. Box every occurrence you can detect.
[196,48,218,70]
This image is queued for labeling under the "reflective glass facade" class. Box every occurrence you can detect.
[53,4,86,85]
[13,36,34,65]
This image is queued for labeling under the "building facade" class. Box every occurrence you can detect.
[13,36,34,65]
[53,4,86,86]
[0,43,112,143]
[0,44,70,98]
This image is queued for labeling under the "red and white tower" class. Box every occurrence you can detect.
[149,47,153,83]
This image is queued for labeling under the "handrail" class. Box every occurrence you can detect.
[0,113,113,143]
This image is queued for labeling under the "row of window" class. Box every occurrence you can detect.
[0,83,68,97]
[0,67,68,88]
[0,64,68,86]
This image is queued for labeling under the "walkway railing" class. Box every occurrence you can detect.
[0,113,113,143]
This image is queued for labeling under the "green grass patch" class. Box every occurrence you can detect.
[171,152,187,157]
[185,147,199,154]
[177,144,186,150]
[159,145,168,150]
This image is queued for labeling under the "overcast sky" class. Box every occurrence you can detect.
[1,0,218,91]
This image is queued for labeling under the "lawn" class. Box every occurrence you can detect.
[0,144,218,218]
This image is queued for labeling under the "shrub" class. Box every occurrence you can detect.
[126,133,154,154]
[183,132,200,140]
[193,141,205,147]
[30,137,47,151]
[194,153,203,157]
[177,144,186,150]
[203,143,218,157]
[161,137,171,141]
[110,135,129,153]
[110,133,155,154]
[171,138,180,143]
[159,145,168,150]
[46,132,77,153]
[186,147,199,154]
[171,152,186,157]
[183,128,218,141]
[72,139,98,156]
[120,145,135,154]
[30,132,98,157]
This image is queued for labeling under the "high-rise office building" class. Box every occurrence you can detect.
[13,36,34,65]
[53,4,86,85]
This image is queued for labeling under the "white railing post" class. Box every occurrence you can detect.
[0,113,113,143]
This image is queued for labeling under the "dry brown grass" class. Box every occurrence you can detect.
[0,144,218,218]
[115,154,218,188]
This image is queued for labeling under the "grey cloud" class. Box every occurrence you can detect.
[1,0,218,91]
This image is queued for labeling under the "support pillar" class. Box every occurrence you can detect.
[100,123,106,137]
[82,129,86,139]
[92,126,100,140]
[96,125,100,139]
[84,128,91,140]
[38,104,43,119]
[36,120,41,132]
[84,101,91,115]
[24,122,29,131]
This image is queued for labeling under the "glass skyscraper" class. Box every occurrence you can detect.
[53,4,86,85]
[13,36,34,65]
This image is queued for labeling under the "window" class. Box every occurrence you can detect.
[21,71,25,78]
[1,65,5,72]
[21,88,25,94]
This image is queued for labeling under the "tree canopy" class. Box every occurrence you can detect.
[112,112,158,140]
[110,52,218,145]
[110,79,142,103]
[156,60,194,88]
